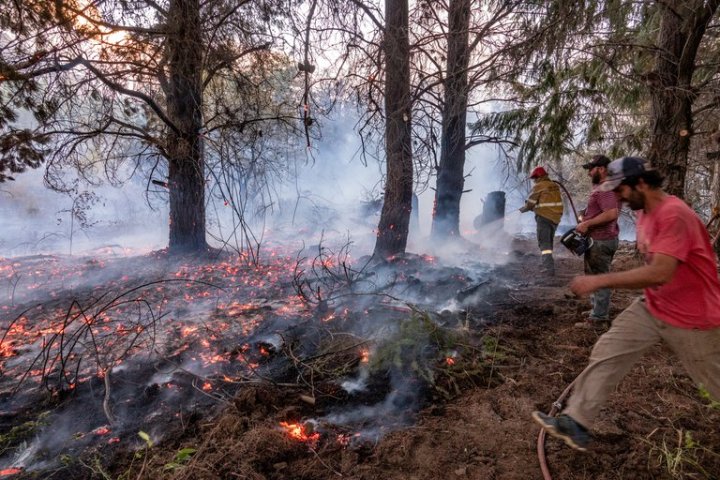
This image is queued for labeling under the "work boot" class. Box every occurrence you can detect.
[541,254,555,276]
[531,411,590,451]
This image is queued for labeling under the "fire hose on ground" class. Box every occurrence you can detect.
[537,381,575,480]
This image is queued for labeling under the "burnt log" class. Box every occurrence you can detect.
[473,191,505,231]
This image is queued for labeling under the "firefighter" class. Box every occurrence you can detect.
[532,157,720,451]
[519,166,564,275]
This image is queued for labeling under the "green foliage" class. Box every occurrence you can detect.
[644,430,719,479]
[0,411,50,456]
[698,385,720,410]
[0,129,51,182]
[365,312,499,399]
[163,447,197,471]
[369,312,462,389]
[138,430,153,448]
[481,334,511,362]
[470,0,677,174]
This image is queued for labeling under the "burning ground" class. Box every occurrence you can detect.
[2,238,720,480]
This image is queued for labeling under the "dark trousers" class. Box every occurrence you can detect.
[583,238,618,319]
[535,215,558,272]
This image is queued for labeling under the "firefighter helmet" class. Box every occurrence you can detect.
[529,166,548,179]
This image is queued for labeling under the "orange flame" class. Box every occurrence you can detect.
[279,421,320,444]
[360,349,370,364]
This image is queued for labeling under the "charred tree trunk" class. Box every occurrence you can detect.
[374,0,413,258]
[431,0,470,240]
[647,0,719,198]
[165,0,207,253]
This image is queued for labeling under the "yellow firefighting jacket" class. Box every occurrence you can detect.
[520,176,563,224]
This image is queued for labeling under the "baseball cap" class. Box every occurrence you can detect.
[581,155,611,169]
[599,156,650,192]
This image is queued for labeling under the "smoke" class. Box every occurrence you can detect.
[0,107,543,265]
[0,168,168,258]
[0,111,551,471]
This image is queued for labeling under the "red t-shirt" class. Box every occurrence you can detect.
[585,187,620,240]
[636,196,720,329]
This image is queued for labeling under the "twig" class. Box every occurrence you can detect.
[103,368,115,424]
[309,446,343,477]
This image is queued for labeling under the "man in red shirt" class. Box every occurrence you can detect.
[576,155,620,325]
[532,156,720,451]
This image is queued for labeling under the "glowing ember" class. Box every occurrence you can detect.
[108,437,120,444]
[336,433,361,447]
[278,421,320,444]
[94,426,111,435]
[0,468,22,476]
[202,382,212,391]
[360,349,370,363]
[445,357,456,366]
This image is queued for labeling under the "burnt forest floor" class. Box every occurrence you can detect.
[4,237,720,480]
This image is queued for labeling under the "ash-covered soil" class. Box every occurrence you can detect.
[3,238,720,480]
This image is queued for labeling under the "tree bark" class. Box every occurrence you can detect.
[647,0,719,198]
[165,0,207,252]
[374,0,413,258]
[431,0,470,239]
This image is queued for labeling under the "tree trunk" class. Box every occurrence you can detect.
[431,0,470,240]
[165,0,207,253]
[647,1,719,198]
[374,0,413,258]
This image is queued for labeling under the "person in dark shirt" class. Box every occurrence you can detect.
[575,155,619,325]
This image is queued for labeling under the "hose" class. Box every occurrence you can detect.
[553,180,580,222]
[537,381,575,480]
[528,181,578,479]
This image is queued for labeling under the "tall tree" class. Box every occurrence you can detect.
[409,0,522,240]
[165,0,206,251]
[0,0,296,254]
[374,0,413,258]
[430,0,470,240]
[647,0,720,196]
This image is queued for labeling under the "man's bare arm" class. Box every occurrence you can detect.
[570,253,678,296]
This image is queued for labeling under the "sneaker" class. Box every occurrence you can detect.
[574,317,610,330]
[531,411,590,451]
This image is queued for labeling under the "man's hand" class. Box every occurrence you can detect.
[575,221,589,235]
[570,275,602,297]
